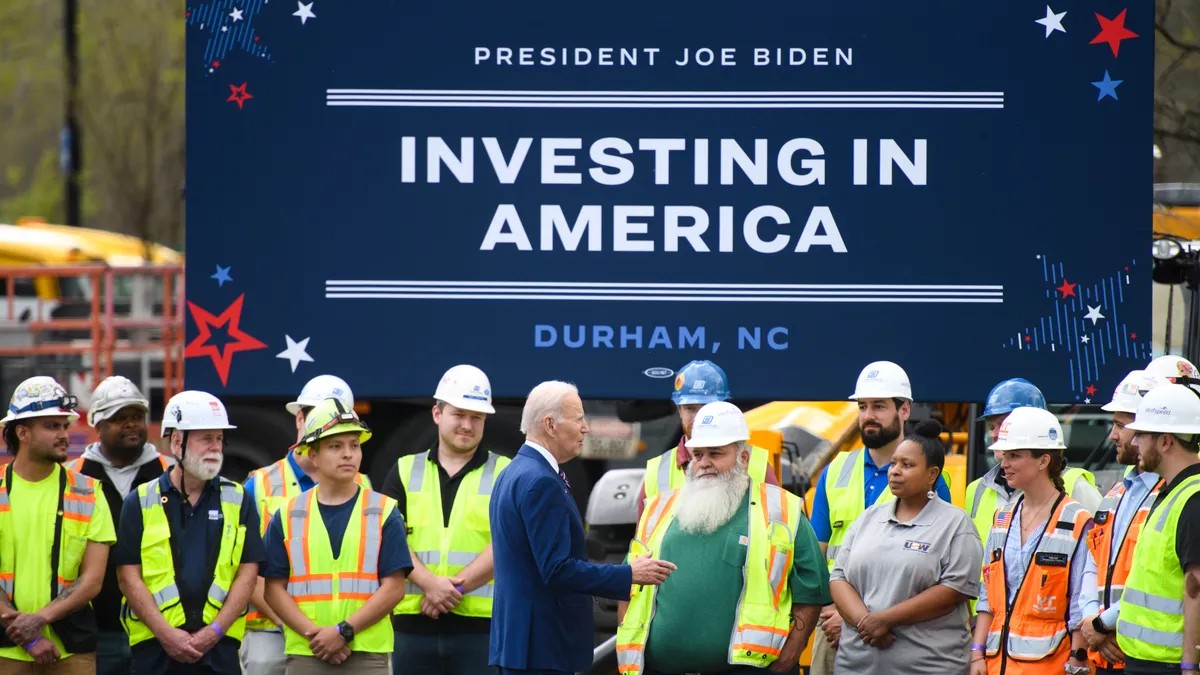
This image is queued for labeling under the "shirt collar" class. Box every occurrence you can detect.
[525,440,559,474]
[1135,470,1161,489]
[158,469,219,496]
[881,497,939,526]
[287,450,311,483]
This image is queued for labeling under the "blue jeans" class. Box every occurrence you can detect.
[392,630,497,675]
[96,630,132,675]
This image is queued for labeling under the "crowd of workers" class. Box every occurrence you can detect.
[0,352,1196,675]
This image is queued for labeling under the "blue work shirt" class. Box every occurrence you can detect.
[114,472,266,675]
[243,450,315,505]
[811,448,952,542]
[1080,468,1160,627]
[262,486,413,579]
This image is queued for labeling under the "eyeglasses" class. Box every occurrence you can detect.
[11,396,79,415]
[303,411,369,445]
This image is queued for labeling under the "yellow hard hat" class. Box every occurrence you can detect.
[291,397,371,456]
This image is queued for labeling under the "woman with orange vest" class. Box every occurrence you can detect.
[970,407,1094,675]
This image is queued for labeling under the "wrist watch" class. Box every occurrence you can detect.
[336,621,355,644]
[1091,615,1112,634]
[1069,648,1087,661]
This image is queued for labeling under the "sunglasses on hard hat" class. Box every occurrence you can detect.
[303,410,369,445]
[12,396,79,415]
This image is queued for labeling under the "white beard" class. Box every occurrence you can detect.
[183,451,223,481]
[674,459,750,535]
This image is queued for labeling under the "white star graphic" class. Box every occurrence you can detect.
[276,335,314,372]
[1035,5,1067,37]
[293,1,316,24]
[221,26,228,31]
[229,7,244,21]
[1084,305,1105,325]
[1081,335,1090,344]
[1084,398,1091,404]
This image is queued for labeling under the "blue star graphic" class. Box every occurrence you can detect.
[211,264,233,287]
[1092,71,1123,102]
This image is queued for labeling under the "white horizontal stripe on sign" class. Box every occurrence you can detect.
[324,89,1004,110]
[323,280,1003,304]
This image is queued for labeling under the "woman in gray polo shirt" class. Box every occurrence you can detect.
[829,420,983,675]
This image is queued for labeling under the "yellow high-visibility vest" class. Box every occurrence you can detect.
[121,477,247,646]
[280,486,397,655]
[243,455,369,631]
[1116,475,1200,664]
[616,482,801,674]
[823,448,952,570]
[393,451,509,618]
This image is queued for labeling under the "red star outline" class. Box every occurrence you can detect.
[1056,279,1078,298]
[1090,9,1138,58]
[184,294,268,386]
[227,82,253,109]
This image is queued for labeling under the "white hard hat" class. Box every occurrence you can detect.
[434,364,495,414]
[286,375,354,415]
[0,376,80,429]
[1101,370,1148,414]
[88,376,150,427]
[163,390,236,433]
[849,361,912,401]
[685,401,750,448]
[988,406,1066,451]
[1126,383,1200,435]
[1143,355,1200,392]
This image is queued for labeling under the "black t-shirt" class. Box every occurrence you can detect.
[380,449,492,635]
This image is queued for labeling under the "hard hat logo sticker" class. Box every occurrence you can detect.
[866,370,879,379]
[674,374,686,390]
[1048,428,1058,441]
[700,415,713,424]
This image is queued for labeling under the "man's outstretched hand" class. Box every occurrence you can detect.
[630,555,677,585]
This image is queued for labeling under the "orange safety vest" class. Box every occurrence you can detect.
[1083,473,1163,670]
[63,455,170,473]
[982,495,1091,675]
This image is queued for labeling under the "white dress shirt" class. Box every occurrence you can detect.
[525,439,560,474]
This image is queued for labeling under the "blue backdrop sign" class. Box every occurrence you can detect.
[185,0,1152,403]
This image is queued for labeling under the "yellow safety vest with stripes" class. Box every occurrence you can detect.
[281,485,397,655]
[0,465,101,652]
[243,454,370,631]
[617,482,801,674]
[121,477,248,646]
[823,448,951,570]
[393,450,508,618]
[1116,474,1200,664]
[643,443,772,498]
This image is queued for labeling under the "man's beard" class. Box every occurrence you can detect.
[183,451,223,481]
[1116,440,1140,466]
[861,418,902,450]
[675,457,750,535]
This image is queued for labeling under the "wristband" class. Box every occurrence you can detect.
[209,622,225,639]
[454,584,465,594]
[971,643,986,653]
[1180,663,1198,671]
[23,636,41,651]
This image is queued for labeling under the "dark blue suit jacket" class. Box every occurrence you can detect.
[489,445,632,673]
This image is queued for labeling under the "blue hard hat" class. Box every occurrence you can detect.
[671,360,731,405]
[982,378,1047,418]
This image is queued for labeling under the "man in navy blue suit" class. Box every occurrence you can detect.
[489,380,677,675]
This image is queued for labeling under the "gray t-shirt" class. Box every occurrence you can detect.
[830,497,983,675]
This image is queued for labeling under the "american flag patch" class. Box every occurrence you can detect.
[996,511,1011,527]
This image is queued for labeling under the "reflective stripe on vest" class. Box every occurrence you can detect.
[281,486,395,655]
[982,497,1090,668]
[1116,475,1200,663]
[64,454,170,474]
[824,448,952,569]
[644,444,773,499]
[121,477,247,646]
[0,466,98,606]
[395,451,508,617]
[616,482,800,674]
[244,457,370,630]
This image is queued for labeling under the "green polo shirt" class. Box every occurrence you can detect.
[645,498,831,674]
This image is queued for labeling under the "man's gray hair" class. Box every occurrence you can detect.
[520,380,579,435]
